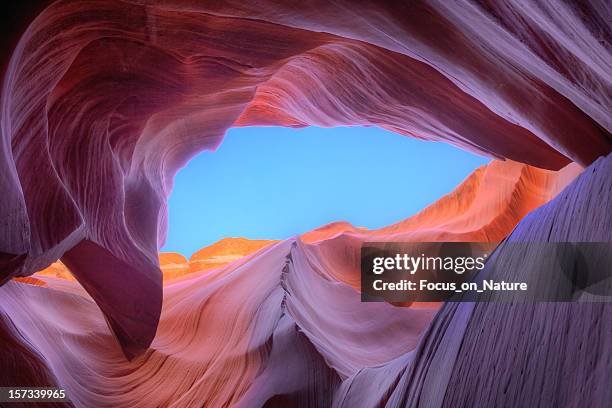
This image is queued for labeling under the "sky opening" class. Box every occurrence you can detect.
[162,126,490,256]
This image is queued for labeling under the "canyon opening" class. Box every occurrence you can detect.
[1,1,610,407]
[162,125,490,257]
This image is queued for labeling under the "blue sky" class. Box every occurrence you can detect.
[162,126,490,256]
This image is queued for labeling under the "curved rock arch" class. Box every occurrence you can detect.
[0,0,610,357]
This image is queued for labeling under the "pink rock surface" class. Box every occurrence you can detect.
[336,153,612,408]
[0,0,609,396]
[0,239,437,406]
[0,157,585,406]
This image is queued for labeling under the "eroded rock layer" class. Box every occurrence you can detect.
[302,159,581,290]
[0,155,597,407]
[0,0,610,356]
[0,238,438,406]
[337,153,612,408]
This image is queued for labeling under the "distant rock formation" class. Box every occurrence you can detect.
[158,252,190,281]
[33,238,278,283]
[189,237,278,273]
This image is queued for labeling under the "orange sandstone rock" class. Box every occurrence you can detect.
[189,237,278,273]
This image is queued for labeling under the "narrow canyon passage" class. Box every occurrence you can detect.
[0,1,610,407]
[5,154,593,407]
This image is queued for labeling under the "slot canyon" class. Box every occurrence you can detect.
[0,1,611,407]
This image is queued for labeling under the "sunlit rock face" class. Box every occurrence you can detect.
[0,0,610,366]
[302,159,582,289]
[158,252,189,281]
[189,237,278,273]
[33,239,277,283]
[31,261,74,281]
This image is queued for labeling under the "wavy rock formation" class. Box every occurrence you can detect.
[302,159,582,289]
[1,154,608,407]
[0,1,611,404]
[1,238,438,406]
[337,153,612,408]
[0,157,586,400]
[0,0,610,358]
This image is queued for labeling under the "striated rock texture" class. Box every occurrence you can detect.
[0,238,438,406]
[0,0,610,357]
[336,153,612,408]
[302,159,581,290]
[0,154,609,407]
